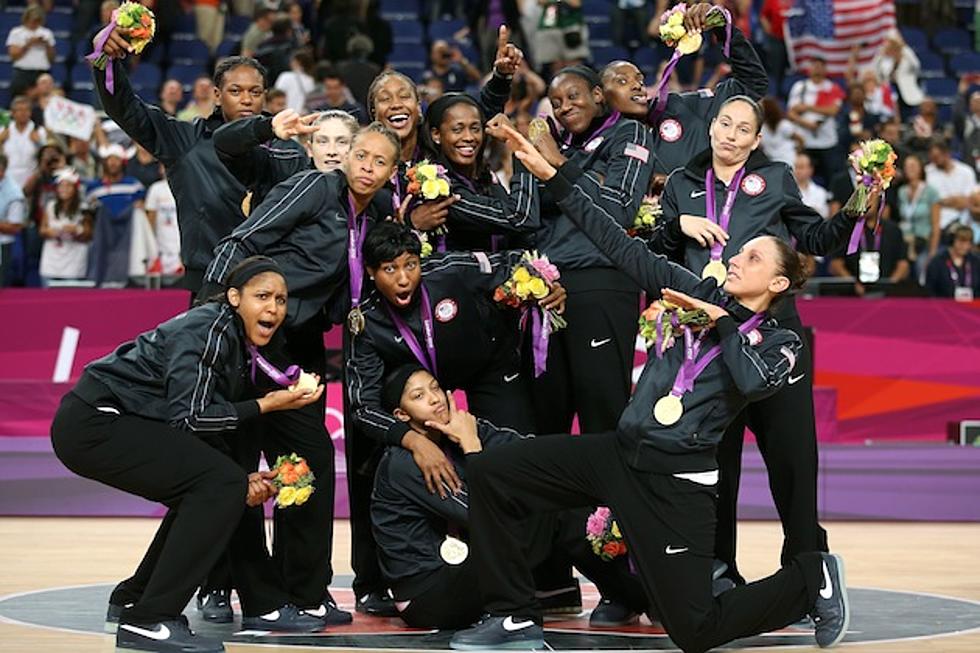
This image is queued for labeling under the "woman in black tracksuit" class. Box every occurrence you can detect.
[648,95,877,585]
[201,124,400,621]
[600,1,768,176]
[50,258,326,653]
[444,124,850,653]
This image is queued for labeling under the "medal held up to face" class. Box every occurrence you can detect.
[701,259,728,285]
[528,117,550,145]
[654,393,684,425]
[347,306,365,335]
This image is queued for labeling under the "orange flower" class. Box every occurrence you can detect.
[602,542,620,557]
[140,13,151,26]
[407,181,421,195]
[130,28,150,39]
[493,286,507,302]
[281,470,300,485]
[293,460,310,477]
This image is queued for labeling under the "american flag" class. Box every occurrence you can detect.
[785,0,897,75]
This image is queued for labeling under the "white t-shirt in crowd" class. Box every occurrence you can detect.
[798,180,831,219]
[5,25,55,71]
[3,121,47,189]
[762,119,798,167]
[788,78,845,150]
[145,179,182,275]
[39,201,89,279]
[925,160,978,229]
[275,71,316,113]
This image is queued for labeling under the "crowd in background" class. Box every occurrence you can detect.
[1,0,979,298]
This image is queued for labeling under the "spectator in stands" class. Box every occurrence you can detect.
[305,63,367,123]
[1,96,47,190]
[126,143,163,189]
[872,30,922,120]
[954,88,980,175]
[503,61,547,116]
[86,144,145,287]
[534,0,590,73]
[241,6,275,58]
[38,167,93,286]
[275,49,316,113]
[858,69,895,120]
[87,144,145,217]
[157,79,184,118]
[926,139,978,242]
[265,88,288,115]
[28,73,58,128]
[338,34,381,109]
[194,0,226,54]
[794,152,831,219]
[877,118,910,163]
[360,0,393,67]
[925,225,980,299]
[837,82,884,163]
[759,0,791,95]
[286,2,311,48]
[317,0,362,63]
[0,155,27,287]
[896,154,941,277]
[67,135,99,181]
[144,168,184,280]
[611,0,650,51]
[423,40,483,94]
[787,57,845,186]
[905,98,954,161]
[19,142,66,287]
[84,1,119,48]
[6,6,56,99]
[829,214,910,296]
[177,76,217,122]
[419,76,446,106]
[255,15,296,84]
[760,96,799,167]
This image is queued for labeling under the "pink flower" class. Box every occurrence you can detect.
[586,506,611,537]
[530,257,560,283]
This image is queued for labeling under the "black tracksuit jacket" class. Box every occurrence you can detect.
[204,170,387,328]
[546,163,802,474]
[345,250,521,447]
[648,27,768,175]
[72,302,260,433]
[94,61,253,291]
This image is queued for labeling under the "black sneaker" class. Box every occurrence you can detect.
[356,590,399,617]
[536,579,582,617]
[116,616,224,652]
[450,614,544,650]
[589,598,639,627]
[301,596,353,626]
[812,553,849,648]
[105,602,131,634]
[240,604,325,632]
[196,589,233,624]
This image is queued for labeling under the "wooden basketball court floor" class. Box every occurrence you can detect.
[1,518,978,652]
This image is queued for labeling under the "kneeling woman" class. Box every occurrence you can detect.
[51,257,325,653]
[445,126,849,652]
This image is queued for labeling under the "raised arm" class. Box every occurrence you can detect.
[779,167,865,255]
[212,113,311,191]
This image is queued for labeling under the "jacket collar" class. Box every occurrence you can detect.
[684,147,770,182]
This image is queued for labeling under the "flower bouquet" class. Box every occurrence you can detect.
[272,453,315,508]
[87,2,156,95]
[658,3,728,55]
[627,195,663,239]
[586,506,628,561]
[639,299,711,358]
[413,229,434,258]
[842,139,896,216]
[406,159,451,244]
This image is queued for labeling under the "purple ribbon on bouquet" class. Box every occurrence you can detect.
[247,344,302,387]
[86,21,118,94]
[649,6,733,126]
[654,309,681,359]
[846,176,886,255]
[523,305,553,378]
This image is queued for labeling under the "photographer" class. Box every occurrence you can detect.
[423,40,483,94]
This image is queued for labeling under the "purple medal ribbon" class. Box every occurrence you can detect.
[384,283,438,376]
[947,259,972,288]
[846,175,885,255]
[347,193,368,309]
[654,310,681,359]
[665,313,765,401]
[563,111,622,148]
[87,20,118,95]
[247,344,302,387]
[649,6,732,126]
[705,167,746,264]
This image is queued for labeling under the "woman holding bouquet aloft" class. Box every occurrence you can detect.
[442,122,850,653]
[200,123,401,625]
[648,95,880,588]
[51,257,329,653]
[418,93,540,252]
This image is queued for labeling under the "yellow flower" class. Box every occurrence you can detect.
[528,277,548,299]
[421,179,440,200]
[117,12,135,27]
[611,521,621,538]
[513,267,531,283]
[436,178,450,197]
[293,486,314,506]
[667,11,684,26]
[514,280,531,298]
[418,164,438,180]
[277,486,297,507]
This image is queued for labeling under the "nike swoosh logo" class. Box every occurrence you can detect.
[120,624,170,641]
[258,610,281,621]
[502,616,536,632]
[690,190,706,198]
[394,336,404,343]
[665,545,689,555]
[788,374,805,385]
[303,605,326,617]
[590,338,611,348]
[820,561,834,599]
[503,373,520,383]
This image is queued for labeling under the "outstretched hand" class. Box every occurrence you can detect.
[94,24,133,58]
[486,118,557,180]
[272,109,321,140]
[661,288,729,323]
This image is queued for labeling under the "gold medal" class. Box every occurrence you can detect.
[653,394,684,426]
[528,117,549,144]
[439,536,469,565]
[241,190,253,217]
[347,307,366,335]
[677,31,703,55]
[701,259,728,286]
[288,371,318,395]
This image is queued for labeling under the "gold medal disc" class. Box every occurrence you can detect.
[701,259,728,286]
[528,118,549,144]
[347,307,366,335]
[677,31,703,55]
[440,536,469,565]
[653,394,684,426]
